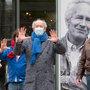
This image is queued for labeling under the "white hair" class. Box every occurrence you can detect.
[32,19,47,29]
[65,0,90,26]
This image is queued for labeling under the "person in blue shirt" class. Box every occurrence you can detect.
[0,27,27,90]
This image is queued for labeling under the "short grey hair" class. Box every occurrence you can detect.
[32,19,47,29]
[65,0,90,26]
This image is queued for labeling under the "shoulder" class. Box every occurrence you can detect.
[85,38,90,45]
[61,36,66,43]
[23,36,31,43]
[83,38,90,49]
[4,47,12,51]
[22,36,32,47]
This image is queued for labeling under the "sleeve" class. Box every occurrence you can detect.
[76,45,86,80]
[53,39,66,54]
[0,49,11,61]
[14,39,28,55]
[13,40,23,55]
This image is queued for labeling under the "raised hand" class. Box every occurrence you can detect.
[75,78,82,86]
[17,27,27,41]
[0,38,7,51]
[49,29,59,43]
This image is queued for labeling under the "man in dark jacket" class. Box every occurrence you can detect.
[76,38,90,90]
[14,19,66,90]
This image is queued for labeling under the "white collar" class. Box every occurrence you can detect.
[66,36,84,50]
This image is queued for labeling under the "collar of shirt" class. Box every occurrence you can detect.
[66,39,81,74]
[66,37,84,51]
[16,55,20,61]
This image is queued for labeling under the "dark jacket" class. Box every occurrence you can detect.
[77,38,90,79]
[14,37,66,90]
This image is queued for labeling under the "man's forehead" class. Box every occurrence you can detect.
[35,20,44,25]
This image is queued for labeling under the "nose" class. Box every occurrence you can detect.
[79,25,86,29]
[79,19,86,29]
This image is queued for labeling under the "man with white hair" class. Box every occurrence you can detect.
[60,0,90,90]
[14,19,66,90]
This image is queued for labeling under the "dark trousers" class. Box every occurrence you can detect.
[86,75,90,90]
[8,82,24,90]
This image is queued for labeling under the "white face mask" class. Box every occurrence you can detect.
[34,27,44,35]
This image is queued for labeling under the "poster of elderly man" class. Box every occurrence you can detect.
[59,0,90,90]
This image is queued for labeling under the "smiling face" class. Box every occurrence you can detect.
[68,3,90,40]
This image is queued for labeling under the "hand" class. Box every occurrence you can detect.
[0,38,7,51]
[75,78,82,85]
[17,27,27,41]
[49,29,58,43]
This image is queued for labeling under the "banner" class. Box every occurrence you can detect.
[59,0,88,90]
